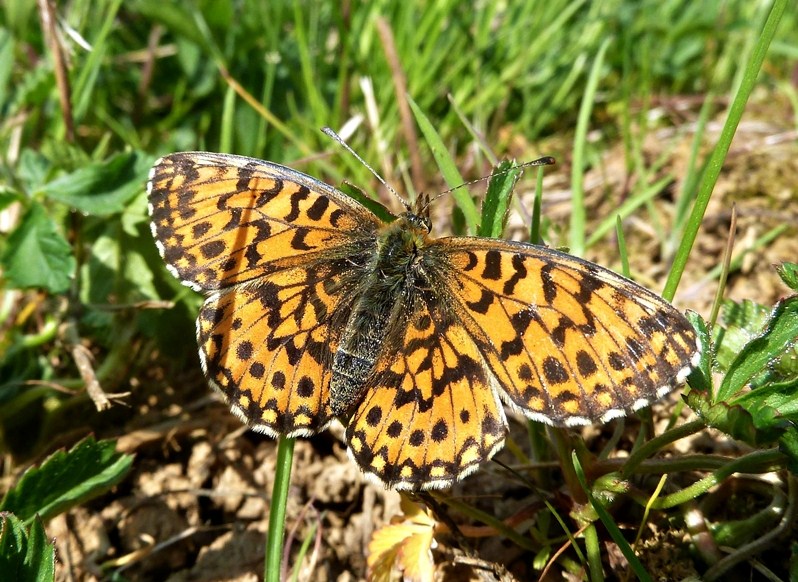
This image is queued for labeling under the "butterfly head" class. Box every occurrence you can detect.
[398,210,431,234]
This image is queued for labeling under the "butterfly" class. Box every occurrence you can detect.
[147,151,700,490]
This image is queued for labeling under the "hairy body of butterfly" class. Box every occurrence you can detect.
[148,151,701,490]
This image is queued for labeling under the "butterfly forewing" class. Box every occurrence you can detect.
[147,152,382,291]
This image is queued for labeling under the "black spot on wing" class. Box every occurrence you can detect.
[541,262,557,303]
[466,289,495,314]
[576,350,598,377]
[306,195,330,221]
[200,240,226,259]
[503,254,527,295]
[543,356,568,385]
[482,250,502,280]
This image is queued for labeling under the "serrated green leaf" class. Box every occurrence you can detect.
[24,517,55,582]
[777,263,798,292]
[733,377,798,422]
[0,513,27,581]
[719,295,798,400]
[478,161,521,238]
[40,152,152,216]
[721,298,771,331]
[714,299,771,373]
[1,202,75,293]
[0,513,55,582]
[16,150,52,192]
[0,436,134,525]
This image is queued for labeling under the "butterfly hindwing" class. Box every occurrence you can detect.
[346,288,507,490]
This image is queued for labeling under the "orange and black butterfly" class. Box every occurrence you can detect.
[148,151,699,490]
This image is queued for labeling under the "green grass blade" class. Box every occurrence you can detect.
[569,37,611,257]
[265,435,295,582]
[616,216,630,278]
[407,96,479,232]
[662,0,788,301]
[572,452,652,582]
[529,165,546,245]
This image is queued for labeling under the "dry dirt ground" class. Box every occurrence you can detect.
[42,99,798,581]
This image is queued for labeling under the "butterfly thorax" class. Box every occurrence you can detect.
[330,213,431,417]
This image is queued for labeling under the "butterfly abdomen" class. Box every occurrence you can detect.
[330,215,429,417]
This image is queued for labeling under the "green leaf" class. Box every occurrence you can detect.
[713,299,771,372]
[777,262,798,292]
[733,377,798,422]
[40,152,152,216]
[1,202,75,293]
[16,150,52,192]
[685,310,713,395]
[0,514,55,582]
[339,182,394,224]
[478,161,521,238]
[686,392,782,446]
[80,217,161,306]
[718,295,798,401]
[0,436,134,525]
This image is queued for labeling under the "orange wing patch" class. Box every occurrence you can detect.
[346,293,507,490]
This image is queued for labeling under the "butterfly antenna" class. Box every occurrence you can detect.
[420,156,556,213]
[321,127,410,211]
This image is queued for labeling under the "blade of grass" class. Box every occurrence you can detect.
[616,216,630,278]
[407,96,480,232]
[662,0,787,301]
[529,165,547,245]
[265,436,295,582]
[572,452,652,582]
[220,84,235,153]
[584,524,604,581]
[570,37,611,257]
[672,90,717,233]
